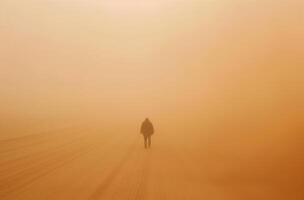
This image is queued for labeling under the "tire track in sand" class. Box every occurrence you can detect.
[133,150,151,200]
[0,130,118,199]
[3,130,135,200]
[87,136,138,200]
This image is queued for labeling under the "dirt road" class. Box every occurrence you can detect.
[0,127,302,200]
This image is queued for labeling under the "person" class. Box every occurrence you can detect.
[140,118,154,148]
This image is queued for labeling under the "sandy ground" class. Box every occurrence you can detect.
[0,126,303,200]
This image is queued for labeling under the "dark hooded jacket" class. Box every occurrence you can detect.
[140,119,154,136]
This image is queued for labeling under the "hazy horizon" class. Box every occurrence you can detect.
[1,1,303,199]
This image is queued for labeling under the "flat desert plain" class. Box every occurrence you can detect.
[1,123,303,200]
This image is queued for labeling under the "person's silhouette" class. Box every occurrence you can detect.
[140,118,154,148]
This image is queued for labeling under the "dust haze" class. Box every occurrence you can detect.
[1,0,303,199]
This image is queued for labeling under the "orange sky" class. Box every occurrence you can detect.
[0,0,303,134]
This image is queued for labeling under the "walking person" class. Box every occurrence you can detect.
[140,118,154,148]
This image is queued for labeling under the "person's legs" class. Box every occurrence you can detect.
[144,135,147,148]
[148,135,151,147]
